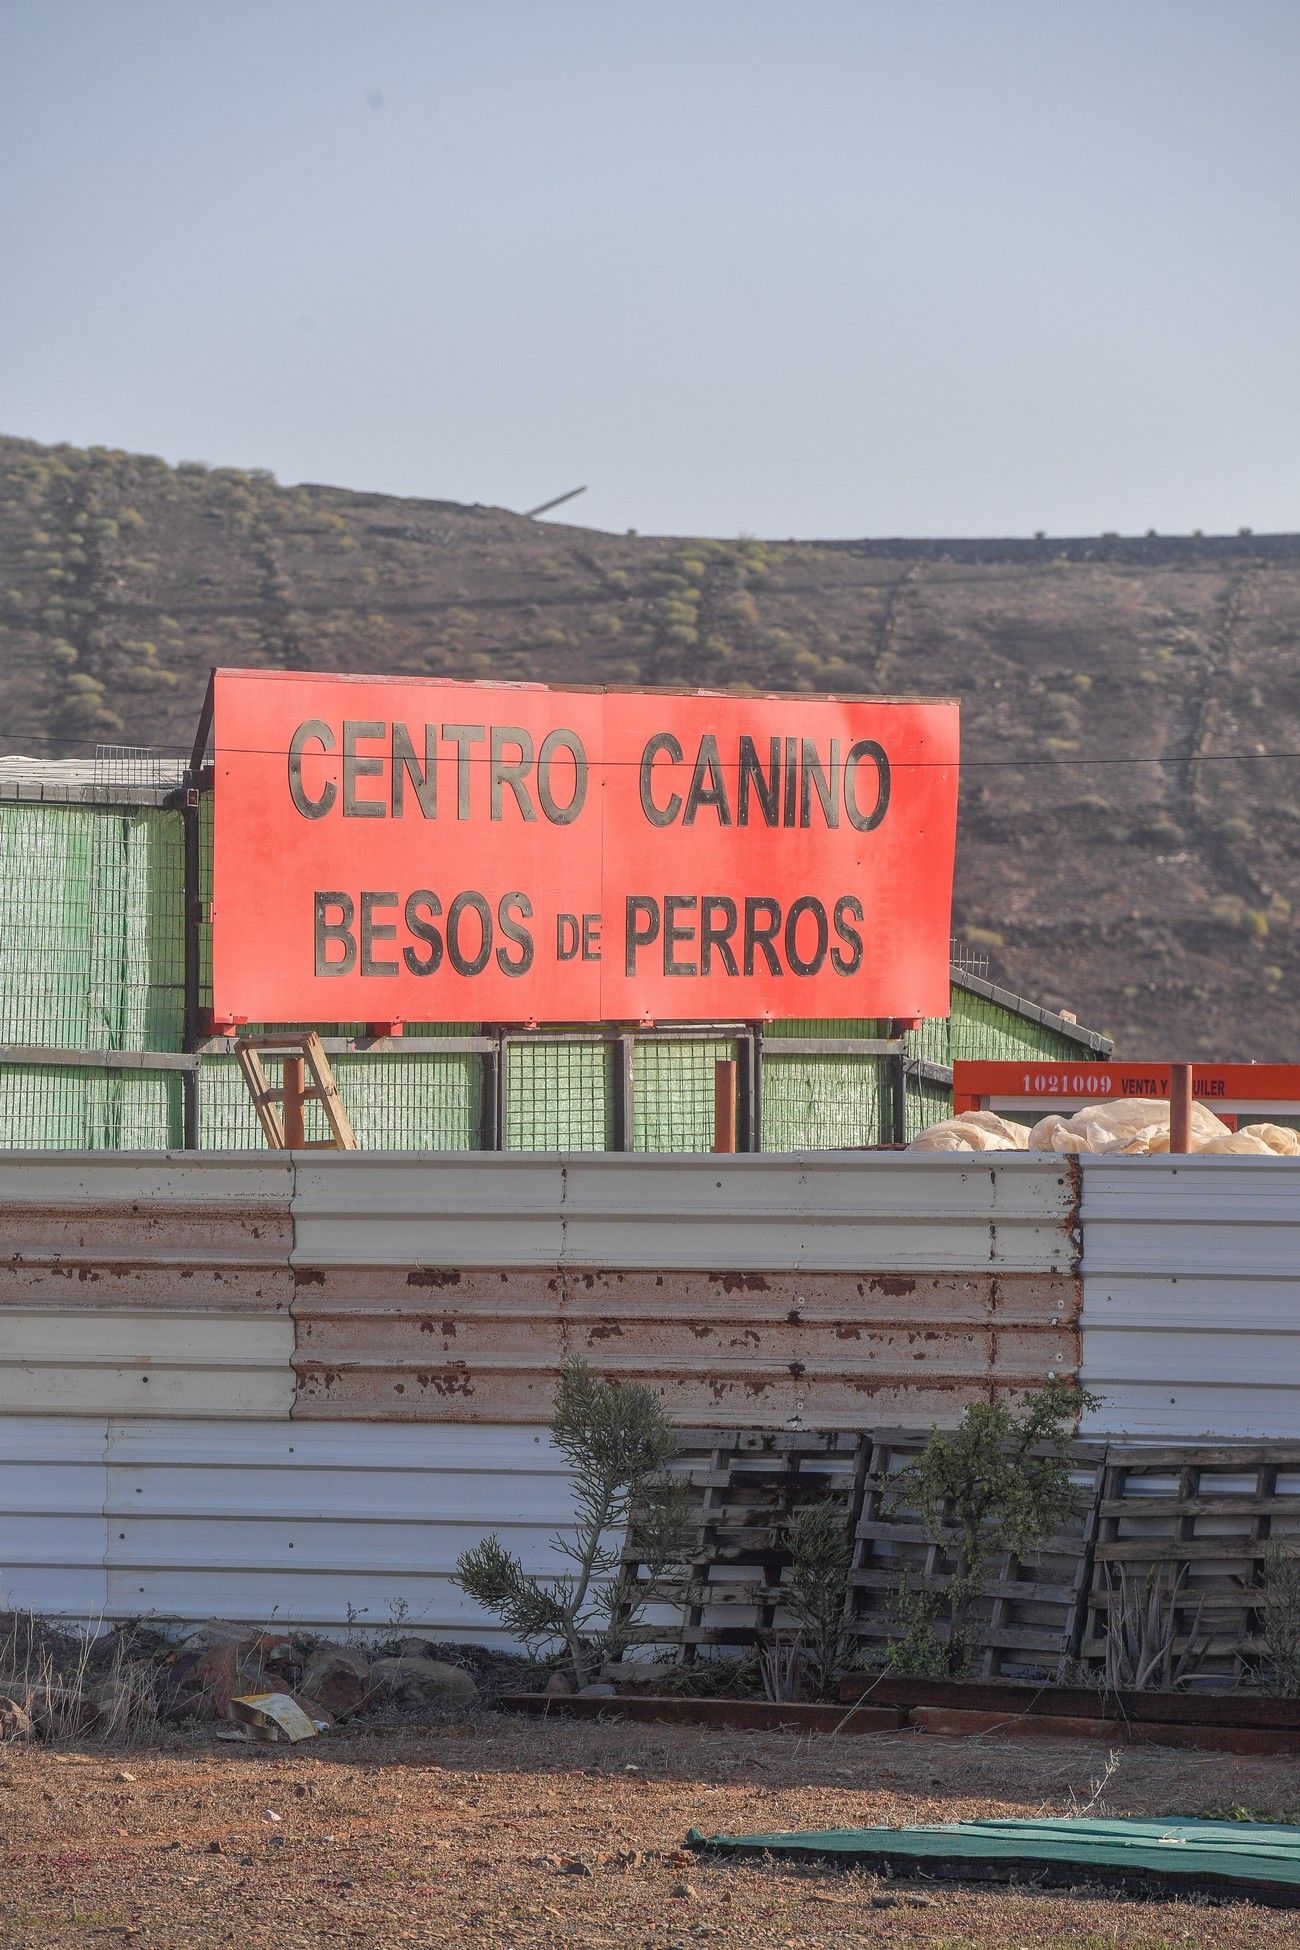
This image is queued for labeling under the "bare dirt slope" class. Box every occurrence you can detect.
[2,433,1298,1056]
[3,1719,1299,1948]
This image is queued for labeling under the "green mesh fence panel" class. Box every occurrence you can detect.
[633,1036,737,1152]
[905,1012,952,1070]
[768,1017,892,1038]
[505,1037,612,1150]
[949,984,1087,1063]
[3,790,1105,1153]
[196,1051,484,1150]
[761,1054,888,1150]
[0,801,184,1050]
[196,1056,264,1150]
[332,1053,483,1149]
[905,1072,953,1140]
[0,1063,178,1149]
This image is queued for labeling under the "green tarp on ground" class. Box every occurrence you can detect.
[687,1817,1300,1908]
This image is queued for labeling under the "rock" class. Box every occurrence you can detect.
[394,1635,448,1659]
[299,1645,370,1720]
[0,1696,34,1743]
[159,1643,238,1723]
[558,1858,593,1876]
[543,1672,575,1697]
[577,1682,616,1698]
[178,1621,290,1659]
[367,1656,479,1712]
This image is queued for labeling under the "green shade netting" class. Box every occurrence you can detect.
[687,1817,1300,1907]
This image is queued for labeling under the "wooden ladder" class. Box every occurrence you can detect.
[234,1032,358,1150]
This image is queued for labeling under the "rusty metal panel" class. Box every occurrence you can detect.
[0,1152,296,1419]
[1080,1156,1300,1441]
[290,1153,1079,1274]
[292,1266,1081,1428]
[0,1153,294,1268]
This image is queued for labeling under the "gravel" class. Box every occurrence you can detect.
[2,1716,1299,1946]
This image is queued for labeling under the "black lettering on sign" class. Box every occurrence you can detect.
[683,735,731,826]
[360,890,399,975]
[785,894,828,976]
[639,733,682,827]
[446,889,492,976]
[581,913,602,962]
[289,721,337,819]
[314,892,356,974]
[625,895,660,973]
[663,894,698,976]
[700,894,739,976]
[537,728,588,825]
[844,738,890,831]
[831,894,864,975]
[737,735,780,828]
[392,724,438,818]
[403,891,443,974]
[442,724,485,820]
[343,721,386,817]
[496,893,534,975]
[491,727,537,822]
[556,914,581,962]
[744,896,783,977]
[800,739,839,829]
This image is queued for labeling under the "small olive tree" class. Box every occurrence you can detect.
[453,1358,691,1687]
[884,1378,1094,1677]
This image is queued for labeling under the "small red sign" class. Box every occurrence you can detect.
[953,1061,1300,1114]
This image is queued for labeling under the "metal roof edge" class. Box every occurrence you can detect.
[950,969,1112,1055]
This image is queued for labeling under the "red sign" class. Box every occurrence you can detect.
[211,670,959,1026]
[953,1062,1300,1115]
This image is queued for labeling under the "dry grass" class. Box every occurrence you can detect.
[0,1613,159,1746]
[2,1715,1299,1946]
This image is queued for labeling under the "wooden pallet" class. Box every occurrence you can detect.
[846,1429,1107,1681]
[609,1427,865,1671]
[1079,1445,1300,1683]
[235,1032,357,1150]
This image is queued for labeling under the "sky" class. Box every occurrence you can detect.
[1,1,1297,539]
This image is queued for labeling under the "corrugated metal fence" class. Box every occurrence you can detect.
[1079,1156,1300,1441]
[2,1149,1295,1632]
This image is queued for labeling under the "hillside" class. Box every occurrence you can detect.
[1,432,1297,1059]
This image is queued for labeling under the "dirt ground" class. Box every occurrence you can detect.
[2,1715,1299,1948]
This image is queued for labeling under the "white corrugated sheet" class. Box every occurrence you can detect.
[1080,1156,1300,1439]
[290,1152,1078,1273]
[0,1308,294,1417]
[0,1416,577,1636]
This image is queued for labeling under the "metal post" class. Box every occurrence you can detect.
[181,786,202,1150]
[736,1029,761,1152]
[612,1035,636,1151]
[1169,1061,1193,1154]
[888,1020,907,1145]
[282,1055,306,1150]
[480,1040,500,1152]
[713,1058,738,1153]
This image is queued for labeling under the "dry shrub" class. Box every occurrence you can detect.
[0,1610,159,1745]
